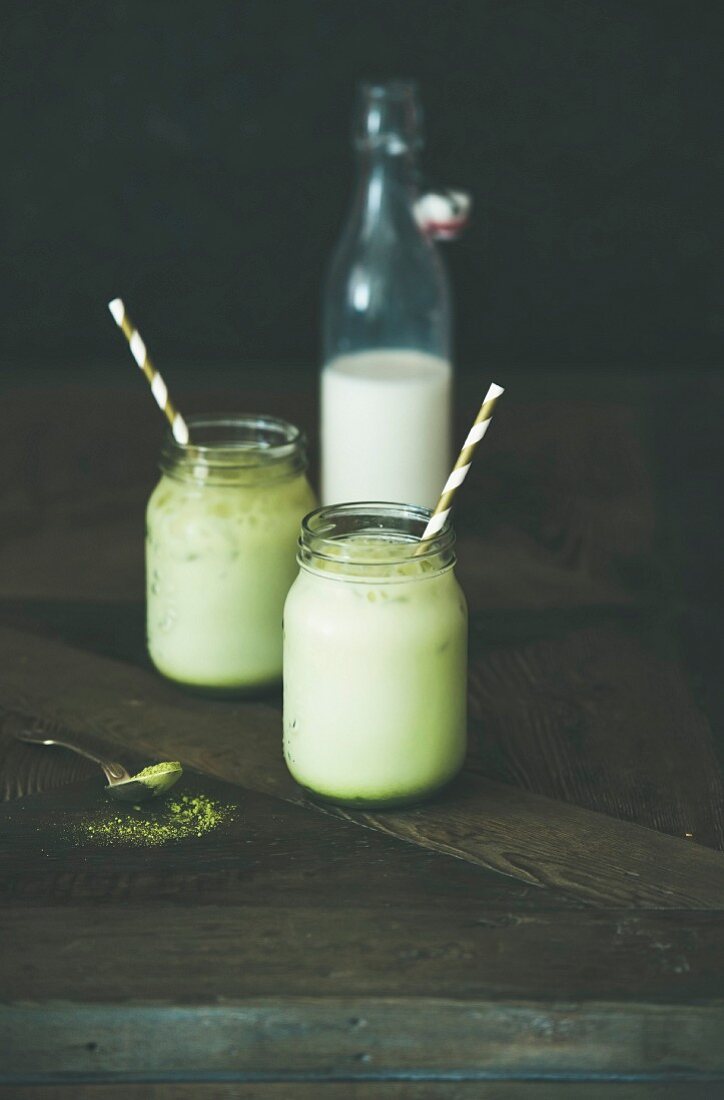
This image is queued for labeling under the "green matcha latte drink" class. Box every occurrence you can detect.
[147,415,316,693]
[283,503,467,806]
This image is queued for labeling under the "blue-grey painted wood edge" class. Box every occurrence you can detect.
[2,1000,724,1081]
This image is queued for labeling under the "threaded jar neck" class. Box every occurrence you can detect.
[298,501,456,581]
[160,414,307,486]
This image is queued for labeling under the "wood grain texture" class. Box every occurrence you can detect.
[2,903,722,1003]
[0,776,576,913]
[3,1000,724,1081]
[1,626,724,909]
[3,592,723,857]
[453,387,658,612]
[2,1086,712,1100]
[4,777,722,1086]
[3,596,723,858]
[331,774,724,909]
[467,618,724,848]
[0,724,95,802]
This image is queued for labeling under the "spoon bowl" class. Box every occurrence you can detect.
[107,763,184,802]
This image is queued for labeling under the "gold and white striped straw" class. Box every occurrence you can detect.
[107,298,189,445]
[415,381,504,552]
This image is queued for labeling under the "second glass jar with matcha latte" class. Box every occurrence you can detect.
[146,415,316,694]
[283,503,468,807]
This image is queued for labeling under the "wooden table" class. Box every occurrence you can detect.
[1,367,722,1098]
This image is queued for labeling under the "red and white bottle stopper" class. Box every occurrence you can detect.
[414,189,472,240]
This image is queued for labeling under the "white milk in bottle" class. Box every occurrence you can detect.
[321,81,455,508]
[322,349,451,508]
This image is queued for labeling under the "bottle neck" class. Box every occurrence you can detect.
[350,81,424,234]
[352,146,422,234]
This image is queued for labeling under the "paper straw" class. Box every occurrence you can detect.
[415,382,504,552]
[107,298,189,445]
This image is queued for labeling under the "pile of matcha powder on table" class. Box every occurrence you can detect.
[66,792,234,847]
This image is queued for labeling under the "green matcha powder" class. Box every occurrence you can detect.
[68,793,233,847]
[135,761,182,778]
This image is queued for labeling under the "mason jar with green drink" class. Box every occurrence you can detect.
[283,502,468,807]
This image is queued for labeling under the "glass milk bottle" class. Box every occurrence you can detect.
[283,503,467,806]
[146,415,316,694]
[321,81,453,509]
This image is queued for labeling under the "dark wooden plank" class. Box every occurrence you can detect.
[0,776,577,914]
[0,1085,714,1098]
[4,779,721,1084]
[0,722,96,802]
[2,1000,723,1082]
[651,371,724,781]
[467,617,724,849]
[2,903,722,1003]
[330,774,724,909]
[452,379,724,851]
[2,626,724,909]
[453,385,658,612]
[3,595,723,856]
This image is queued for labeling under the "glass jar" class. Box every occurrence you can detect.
[146,414,317,694]
[283,502,467,806]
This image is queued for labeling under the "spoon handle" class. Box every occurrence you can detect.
[13,724,129,784]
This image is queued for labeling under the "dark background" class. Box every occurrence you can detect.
[1,0,722,374]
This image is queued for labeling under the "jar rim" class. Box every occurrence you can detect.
[300,501,455,569]
[158,413,303,481]
[160,413,305,478]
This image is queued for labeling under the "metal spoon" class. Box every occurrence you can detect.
[14,728,183,802]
